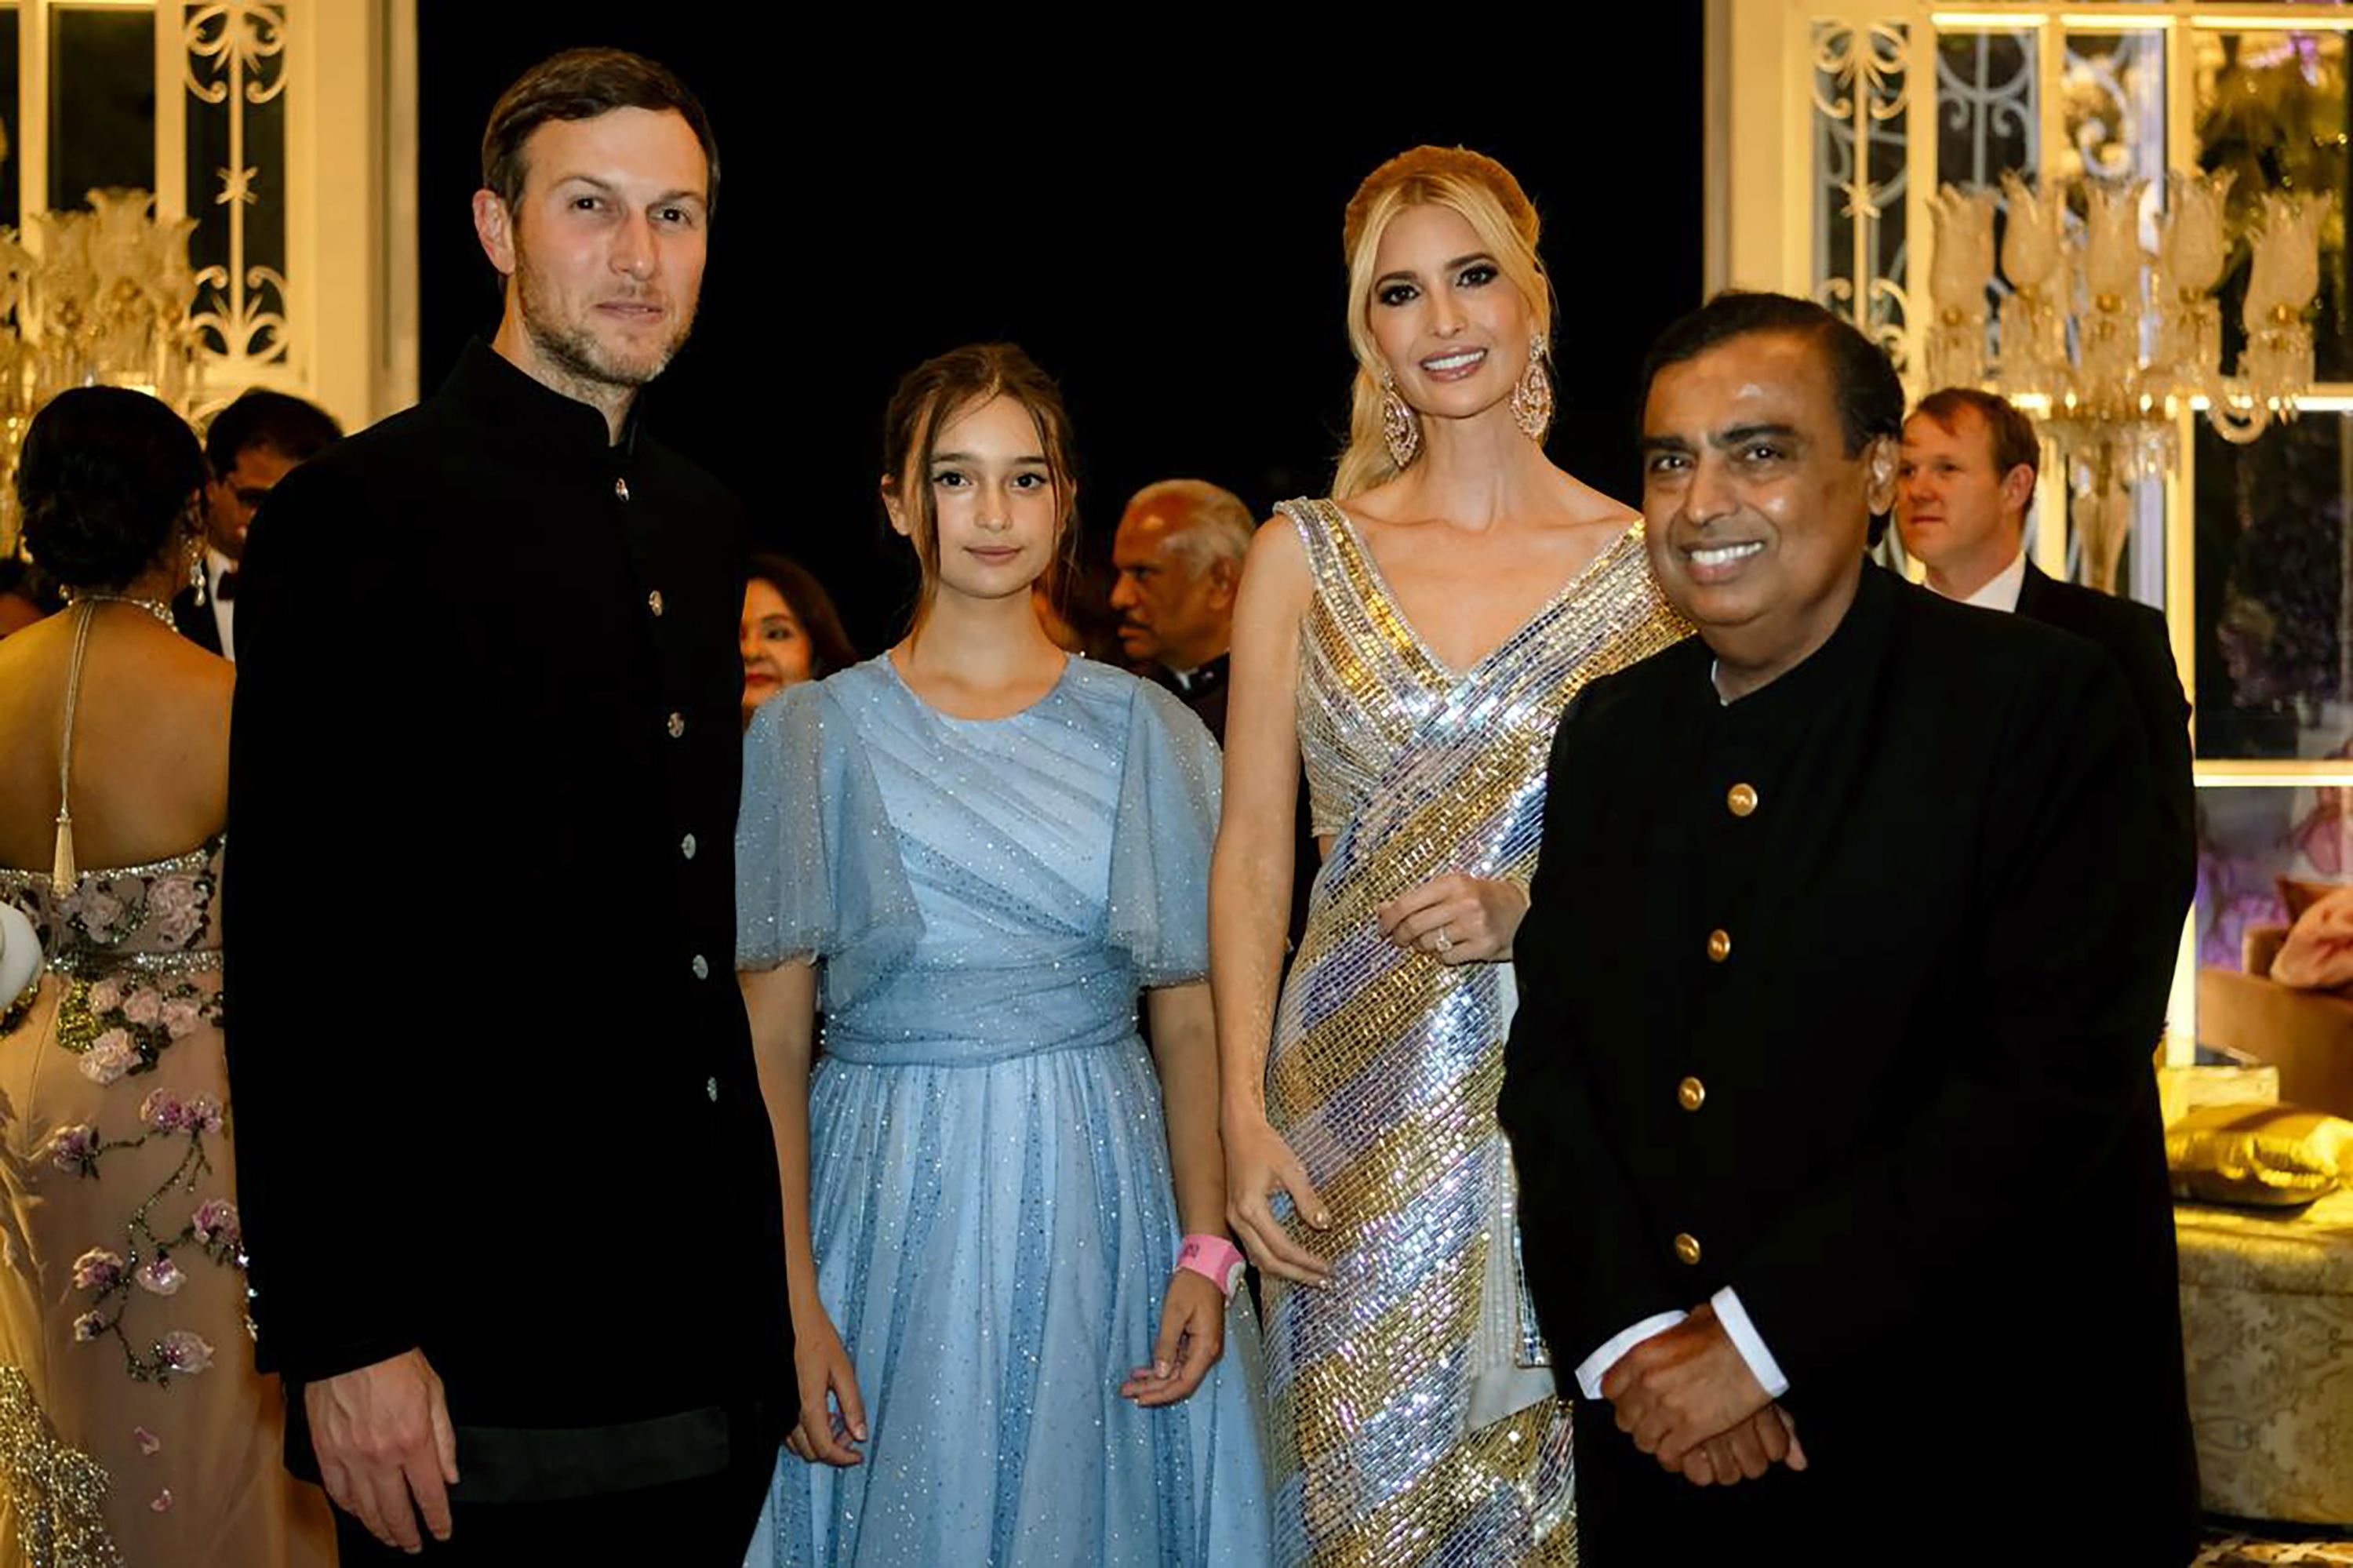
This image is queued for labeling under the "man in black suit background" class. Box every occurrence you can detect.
[1111,478,1316,954]
[1109,478,1252,737]
[1497,293,2196,1563]
[171,389,341,658]
[226,49,786,1563]
[1897,385,2194,900]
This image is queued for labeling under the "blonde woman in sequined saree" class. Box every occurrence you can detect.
[1209,148,1686,1566]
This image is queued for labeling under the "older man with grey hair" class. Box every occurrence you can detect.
[1111,478,1253,739]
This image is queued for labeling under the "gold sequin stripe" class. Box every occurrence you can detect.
[1299,757,1543,951]
[1300,505,1453,689]
[1297,1399,1571,1568]
[0,1367,121,1568]
[1282,1053,1510,1292]
[1278,1223,1492,1472]
[1297,613,1420,794]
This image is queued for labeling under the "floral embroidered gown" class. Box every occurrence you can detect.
[0,840,334,1566]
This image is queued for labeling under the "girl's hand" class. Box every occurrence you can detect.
[1376,874,1530,963]
[1224,1111,1331,1287]
[783,1306,867,1468]
[1121,1268,1228,1406]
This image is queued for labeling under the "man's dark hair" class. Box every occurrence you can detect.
[1911,386,2040,487]
[481,47,718,218]
[1639,291,1906,540]
[203,389,342,478]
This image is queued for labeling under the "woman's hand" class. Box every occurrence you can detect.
[783,1305,867,1468]
[1376,874,1530,963]
[1121,1268,1228,1406]
[1224,1111,1331,1287]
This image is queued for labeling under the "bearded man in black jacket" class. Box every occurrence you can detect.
[225,49,787,1563]
[1497,293,2196,1564]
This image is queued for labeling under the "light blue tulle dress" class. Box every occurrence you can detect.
[736,654,1271,1568]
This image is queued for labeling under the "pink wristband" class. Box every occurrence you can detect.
[1177,1235,1246,1301]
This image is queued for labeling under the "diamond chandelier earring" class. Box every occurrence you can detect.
[1379,366,1420,469]
[185,505,209,608]
[1511,334,1555,444]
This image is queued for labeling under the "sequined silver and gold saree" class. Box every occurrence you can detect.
[1264,498,1686,1566]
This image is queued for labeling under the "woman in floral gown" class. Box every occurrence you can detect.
[0,387,333,1566]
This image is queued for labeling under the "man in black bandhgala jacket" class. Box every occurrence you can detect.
[224,49,788,1562]
[1497,293,2196,1564]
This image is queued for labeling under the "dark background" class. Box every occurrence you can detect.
[418,9,1708,650]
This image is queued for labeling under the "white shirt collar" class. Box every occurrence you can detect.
[1936,546,2028,613]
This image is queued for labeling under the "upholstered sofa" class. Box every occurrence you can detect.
[2196,925,2353,1120]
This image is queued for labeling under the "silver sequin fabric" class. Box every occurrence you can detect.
[1264,500,1687,1567]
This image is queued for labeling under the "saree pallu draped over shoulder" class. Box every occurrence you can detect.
[1264,498,1686,1566]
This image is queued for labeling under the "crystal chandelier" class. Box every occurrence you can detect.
[1925,171,2329,593]
[0,188,203,557]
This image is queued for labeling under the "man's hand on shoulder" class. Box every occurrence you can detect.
[304,1347,460,1552]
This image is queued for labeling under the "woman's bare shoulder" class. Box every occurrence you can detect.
[1241,510,1312,597]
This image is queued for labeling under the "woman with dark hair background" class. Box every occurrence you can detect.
[740,551,857,725]
[0,387,333,1566]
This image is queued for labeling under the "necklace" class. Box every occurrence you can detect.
[63,592,176,628]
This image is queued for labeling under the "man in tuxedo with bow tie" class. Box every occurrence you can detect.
[173,389,343,659]
[1111,478,1251,737]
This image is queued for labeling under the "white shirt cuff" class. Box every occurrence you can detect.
[1710,1286,1790,1399]
[1575,1311,1687,1401]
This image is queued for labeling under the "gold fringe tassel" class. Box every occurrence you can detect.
[49,810,75,894]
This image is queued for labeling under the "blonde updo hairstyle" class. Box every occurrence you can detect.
[1335,147,1553,500]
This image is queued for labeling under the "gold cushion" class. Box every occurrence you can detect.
[2167,1104,2353,1207]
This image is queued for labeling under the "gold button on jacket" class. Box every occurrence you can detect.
[1674,1232,1703,1266]
[1706,928,1731,962]
[1727,781,1758,817]
[1677,1076,1706,1111]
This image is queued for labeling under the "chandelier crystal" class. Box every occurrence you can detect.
[1926,170,2329,592]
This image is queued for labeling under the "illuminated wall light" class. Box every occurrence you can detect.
[2058,14,2172,29]
[2194,15,2353,31]
[2195,766,2353,788]
[1933,11,2049,27]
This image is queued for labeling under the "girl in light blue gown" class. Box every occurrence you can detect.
[736,344,1269,1567]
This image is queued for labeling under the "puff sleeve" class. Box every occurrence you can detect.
[1104,680,1224,988]
[735,682,920,1009]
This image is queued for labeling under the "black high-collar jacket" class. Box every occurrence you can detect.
[1500,564,2197,1563]
[225,342,788,1491]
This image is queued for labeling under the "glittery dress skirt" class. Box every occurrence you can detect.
[1263,500,1686,1566]
[737,659,1271,1568]
[0,841,334,1568]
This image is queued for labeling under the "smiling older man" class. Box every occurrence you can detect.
[1497,292,2196,1564]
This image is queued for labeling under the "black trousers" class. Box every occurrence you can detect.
[328,1447,772,1567]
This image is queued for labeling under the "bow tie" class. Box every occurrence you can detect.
[213,569,238,603]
